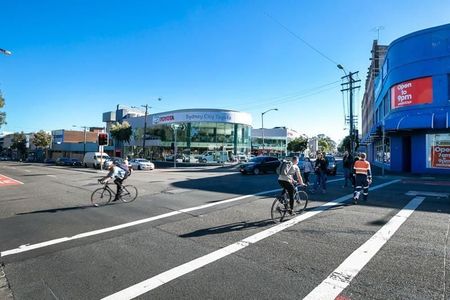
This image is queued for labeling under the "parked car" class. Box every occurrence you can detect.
[165,154,187,163]
[129,158,155,170]
[56,157,74,166]
[325,155,337,176]
[83,152,110,169]
[198,151,229,163]
[103,157,124,170]
[237,154,248,162]
[0,156,8,161]
[70,158,83,167]
[239,156,281,175]
[43,158,55,164]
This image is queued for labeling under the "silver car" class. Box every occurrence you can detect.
[129,158,155,170]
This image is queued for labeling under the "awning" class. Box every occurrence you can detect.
[384,113,434,131]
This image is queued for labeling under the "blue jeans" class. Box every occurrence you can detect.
[314,171,327,191]
[343,168,351,186]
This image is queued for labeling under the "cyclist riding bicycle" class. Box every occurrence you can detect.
[99,160,130,201]
[277,156,305,215]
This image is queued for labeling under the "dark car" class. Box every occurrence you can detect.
[70,158,83,167]
[240,156,281,175]
[56,157,74,166]
[325,155,337,176]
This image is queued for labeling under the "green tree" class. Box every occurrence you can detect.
[32,130,52,159]
[110,121,133,157]
[0,91,6,128]
[315,134,337,153]
[287,136,308,153]
[11,132,27,160]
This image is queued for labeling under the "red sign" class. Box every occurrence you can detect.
[0,174,23,186]
[431,145,450,168]
[391,77,432,109]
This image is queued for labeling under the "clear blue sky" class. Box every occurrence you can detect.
[1,0,449,142]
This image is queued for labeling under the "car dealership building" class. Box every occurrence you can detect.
[104,108,252,160]
[361,24,450,174]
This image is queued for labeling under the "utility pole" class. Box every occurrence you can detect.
[341,71,361,156]
[142,104,149,158]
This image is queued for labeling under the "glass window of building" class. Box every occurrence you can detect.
[426,133,450,169]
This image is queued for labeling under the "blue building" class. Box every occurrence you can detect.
[362,24,450,174]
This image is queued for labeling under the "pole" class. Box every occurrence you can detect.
[261,113,265,153]
[83,127,87,156]
[382,119,385,176]
[142,104,148,158]
[174,127,177,168]
[349,72,354,156]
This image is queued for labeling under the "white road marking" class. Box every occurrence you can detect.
[46,175,57,178]
[101,180,400,300]
[303,196,425,300]
[24,169,31,173]
[406,190,448,198]
[1,188,279,257]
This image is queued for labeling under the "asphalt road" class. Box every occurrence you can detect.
[0,161,449,300]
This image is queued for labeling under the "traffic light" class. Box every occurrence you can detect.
[98,133,109,146]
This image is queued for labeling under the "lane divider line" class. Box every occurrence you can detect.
[303,195,425,300]
[101,179,400,300]
[1,178,345,257]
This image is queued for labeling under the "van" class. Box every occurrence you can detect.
[83,152,110,169]
[198,151,230,163]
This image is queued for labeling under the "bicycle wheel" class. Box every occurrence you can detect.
[271,197,287,223]
[121,185,138,203]
[91,187,112,207]
[294,191,308,213]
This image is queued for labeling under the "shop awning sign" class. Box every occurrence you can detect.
[391,77,432,109]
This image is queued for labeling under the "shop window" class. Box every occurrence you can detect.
[426,133,450,169]
[374,138,390,164]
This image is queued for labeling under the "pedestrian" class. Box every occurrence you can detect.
[342,151,353,187]
[313,153,329,193]
[303,157,314,185]
[353,152,372,204]
[351,153,360,189]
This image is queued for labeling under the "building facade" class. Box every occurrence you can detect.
[361,24,450,174]
[120,108,252,159]
[251,127,301,156]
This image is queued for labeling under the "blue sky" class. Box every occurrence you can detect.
[0,0,449,142]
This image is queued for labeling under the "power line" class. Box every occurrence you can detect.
[265,12,341,67]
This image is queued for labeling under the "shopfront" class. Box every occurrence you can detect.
[363,24,450,174]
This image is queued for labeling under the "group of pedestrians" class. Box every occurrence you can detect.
[297,151,372,203]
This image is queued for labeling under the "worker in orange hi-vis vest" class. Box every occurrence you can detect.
[353,152,372,204]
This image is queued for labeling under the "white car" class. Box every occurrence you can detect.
[129,158,155,170]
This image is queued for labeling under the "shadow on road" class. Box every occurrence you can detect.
[16,205,96,215]
[179,219,274,238]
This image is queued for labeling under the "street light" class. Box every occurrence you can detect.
[171,123,180,168]
[73,125,88,157]
[0,48,12,56]
[261,108,278,153]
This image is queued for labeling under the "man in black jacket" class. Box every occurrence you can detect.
[342,151,353,187]
[313,153,329,193]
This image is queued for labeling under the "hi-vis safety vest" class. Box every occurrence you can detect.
[354,160,371,175]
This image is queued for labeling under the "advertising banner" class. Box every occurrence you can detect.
[391,77,432,109]
[431,145,450,168]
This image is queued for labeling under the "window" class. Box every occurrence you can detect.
[374,138,390,164]
[426,133,450,169]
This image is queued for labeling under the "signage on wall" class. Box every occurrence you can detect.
[391,77,433,109]
[152,111,252,126]
[431,145,450,168]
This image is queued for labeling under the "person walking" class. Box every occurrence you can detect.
[353,152,372,204]
[303,157,314,185]
[313,153,329,193]
[342,151,353,187]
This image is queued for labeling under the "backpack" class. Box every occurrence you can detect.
[276,160,292,176]
[118,163,131,178]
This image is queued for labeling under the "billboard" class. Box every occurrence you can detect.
[431,145,450,168]
[391,77,432,109]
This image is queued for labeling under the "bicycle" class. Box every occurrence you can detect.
[91,180,138,207]
[270,183,308,223]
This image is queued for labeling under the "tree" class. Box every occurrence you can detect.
[0,91,6,128]
[315,134,337,153]
[287,136,308,153]
[32,130,52,159]
[110,121,133,157]
[11,132,27,160]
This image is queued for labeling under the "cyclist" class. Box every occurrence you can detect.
[99,160,130,201]
[278,156,305,215]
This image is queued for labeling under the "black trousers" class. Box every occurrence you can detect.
[278,180,295,210]
[354,174,369,200]
[114,178,124,198]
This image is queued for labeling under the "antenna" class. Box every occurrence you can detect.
[371,26,385,41]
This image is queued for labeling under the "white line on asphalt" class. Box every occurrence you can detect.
[0,188,281,257]
[46,175,57,178]
[101,179,400,300]
[303,196,425,300]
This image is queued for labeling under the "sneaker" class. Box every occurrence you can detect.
[112,197,120,202]
[288,209,296,216]
[353,197,358,204]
